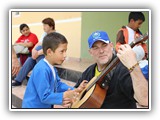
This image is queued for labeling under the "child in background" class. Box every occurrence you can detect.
[12,18,55,87]
[14,23,38,65]
[116,12,148,59]
[22,32,85,108]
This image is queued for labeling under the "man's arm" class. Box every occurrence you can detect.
[117,44,148,106]
[31,42,44,59]
[31,32,47,59]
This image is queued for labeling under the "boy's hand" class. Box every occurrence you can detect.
[75,80,88,93]
[62,98,72,108]
[63,89,79,102]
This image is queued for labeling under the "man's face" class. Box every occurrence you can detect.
[89,41,113,65]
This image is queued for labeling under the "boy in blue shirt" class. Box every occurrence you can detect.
[22,32,85,108]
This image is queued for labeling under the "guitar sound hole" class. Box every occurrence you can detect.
[80,90,87,100]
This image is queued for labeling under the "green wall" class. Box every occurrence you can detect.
[80,11,149,59]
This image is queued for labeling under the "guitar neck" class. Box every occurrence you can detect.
[86,56,119,91]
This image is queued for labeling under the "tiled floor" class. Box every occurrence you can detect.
[12,85,26,100]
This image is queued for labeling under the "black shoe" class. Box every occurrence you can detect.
[12,75,16,80]
[12,80,22,87]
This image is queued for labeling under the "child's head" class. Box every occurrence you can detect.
[42,17,55,33]
[128,12,145,22]
[128,12,145,31]
[42,32,68,65]
[19,23,30,36]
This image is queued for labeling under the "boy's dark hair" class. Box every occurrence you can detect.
[42,17,55,30]
[42,32,68,55]
[19,23,29,31]
[128,12,145,22]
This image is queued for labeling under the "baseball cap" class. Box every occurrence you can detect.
[88,31,111,48]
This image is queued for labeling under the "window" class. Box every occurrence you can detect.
[13,12,20,17]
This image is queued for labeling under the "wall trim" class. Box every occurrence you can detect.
[12,17,81,28]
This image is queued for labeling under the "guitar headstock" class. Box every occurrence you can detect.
[131,32,148,48]
[134,32,148,44]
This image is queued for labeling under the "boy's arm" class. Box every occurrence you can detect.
[56,79,74,92]
[116,30,125,52]
[15,42,33,48]
[33,69,64,105]
[15,34,38,48]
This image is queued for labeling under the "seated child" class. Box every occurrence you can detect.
[22,32,85,108]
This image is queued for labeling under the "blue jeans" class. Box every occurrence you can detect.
[15,46,44,83]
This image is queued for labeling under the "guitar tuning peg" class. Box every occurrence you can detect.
[139,34,144,39]
[144,32,148,36]
[142,32,149,43]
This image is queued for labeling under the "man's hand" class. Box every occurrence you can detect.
[117,44,137,69]
[12,48,21,76]
[12,59,20,76]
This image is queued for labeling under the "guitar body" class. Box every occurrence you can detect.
[71,77,107,108]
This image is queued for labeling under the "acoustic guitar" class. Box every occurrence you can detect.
[71,33,149,108]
